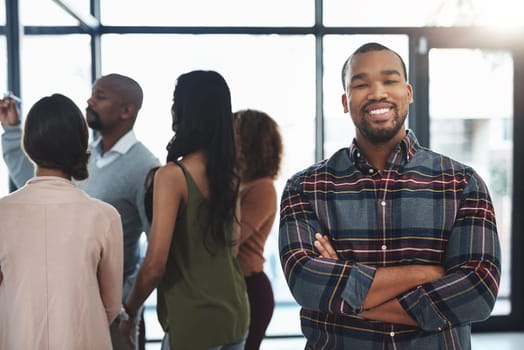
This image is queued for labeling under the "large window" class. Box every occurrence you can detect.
[324,0,524,27]
[20,35,91,112]
[101,0,314,26]
[429,48,513,316]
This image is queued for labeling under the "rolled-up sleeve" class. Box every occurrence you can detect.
[1,125,34,187]
[341,263,377,311]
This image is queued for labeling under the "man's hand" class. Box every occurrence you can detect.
[314,233,340,259]
[0,95,21,127]
[118,317,137,349]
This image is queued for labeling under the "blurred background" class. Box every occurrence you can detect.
[1,0,523,347]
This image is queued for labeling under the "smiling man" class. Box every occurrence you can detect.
[279,42,501,349]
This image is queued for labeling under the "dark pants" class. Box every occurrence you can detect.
[245,271,275,350]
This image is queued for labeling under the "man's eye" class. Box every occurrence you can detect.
[384,80,399,85]
[352,84,368,89]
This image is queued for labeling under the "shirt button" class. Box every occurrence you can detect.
[356,152,361,158]
[381,245,387,250]
[380,200,386,207]
[368,168,374,174]
[390,331,395,337]
[437,327,442,332]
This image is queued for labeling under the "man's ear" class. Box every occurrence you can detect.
[341,93,349,113]
[120,103,135,120]
[407,83,414,104]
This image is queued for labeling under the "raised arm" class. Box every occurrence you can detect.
[0,97,34,187]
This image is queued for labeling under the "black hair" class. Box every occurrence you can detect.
[166,70,237,251]
[23,93,90,180]
[341,42,408,90]
[144,166,159,224]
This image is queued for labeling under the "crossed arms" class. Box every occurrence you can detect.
[279,171,501,332]
[314,233,443,326]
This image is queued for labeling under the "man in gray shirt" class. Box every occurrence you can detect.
[0,74,160,350]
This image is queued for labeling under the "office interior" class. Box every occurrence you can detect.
[1,0,524,348]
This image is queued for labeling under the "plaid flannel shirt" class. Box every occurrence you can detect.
[279,130,501,350]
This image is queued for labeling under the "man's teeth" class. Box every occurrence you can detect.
[369,108,389,115]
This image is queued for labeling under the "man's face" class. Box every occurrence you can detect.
[341,50,413,144]
[86,77,124,131]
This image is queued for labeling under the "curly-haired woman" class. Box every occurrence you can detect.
[234,109,283,350]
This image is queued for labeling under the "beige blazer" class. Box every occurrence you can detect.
[0,176,123,350]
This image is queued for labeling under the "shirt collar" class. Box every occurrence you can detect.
[92,130,138,157]
[348,129,420,171]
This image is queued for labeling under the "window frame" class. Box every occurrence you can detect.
[2,0,523,337]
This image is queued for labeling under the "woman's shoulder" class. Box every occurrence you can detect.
[157,162,185,181]
[82,194,121,221]
[152,162,190,200]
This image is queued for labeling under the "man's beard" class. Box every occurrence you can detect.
[86,107,103,130]
[356,109,407,144]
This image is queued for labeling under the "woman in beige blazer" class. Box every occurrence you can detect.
[0,93,123,350]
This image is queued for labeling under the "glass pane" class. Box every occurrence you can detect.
[0,0,5,25]
[101,33,316,338]
[0,35,91,194]
[324,0,524,27]
[429,48,513,316]
[20,35,91,114]
[323,34,409,157]
[100,0,314,26]
[21,0,90,25]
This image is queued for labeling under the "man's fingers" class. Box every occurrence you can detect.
[314,233,339,259]
[314,239,327,257]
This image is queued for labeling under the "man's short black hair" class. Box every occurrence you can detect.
[341,42,408,90]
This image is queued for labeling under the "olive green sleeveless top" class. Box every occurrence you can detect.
[157,161,249,349]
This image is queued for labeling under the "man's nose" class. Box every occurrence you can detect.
[367,83,387,100]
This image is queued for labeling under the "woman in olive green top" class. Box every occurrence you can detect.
[120,70,249,350]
